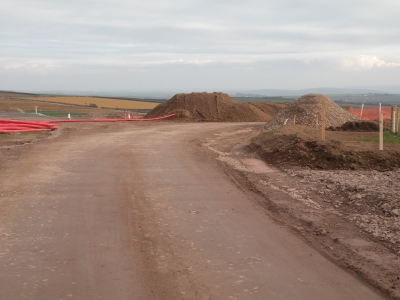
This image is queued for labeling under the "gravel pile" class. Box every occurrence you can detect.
[264,94,359,130]
[290,169,400,250]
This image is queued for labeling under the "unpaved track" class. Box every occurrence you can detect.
[0,122,383,299]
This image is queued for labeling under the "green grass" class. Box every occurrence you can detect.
[25,110,86,117]
[359,130,400,144]
[0,131,39,136]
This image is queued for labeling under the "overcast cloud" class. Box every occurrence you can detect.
[1,0,400,93]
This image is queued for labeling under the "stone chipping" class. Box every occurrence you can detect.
[264,94,359,130]
[288,168,400,250]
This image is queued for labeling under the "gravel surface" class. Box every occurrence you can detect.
[289,168,400,252]
[203,124,400,299]
[265,94,359,130]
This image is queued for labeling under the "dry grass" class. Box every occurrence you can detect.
[19,96,159,110]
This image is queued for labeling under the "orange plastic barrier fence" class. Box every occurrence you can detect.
[346,106,392,120]
[0,114,175,134]
[0,119,58,133]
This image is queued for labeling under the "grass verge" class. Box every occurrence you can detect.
[358,130,400,144]
[25,110,86,117]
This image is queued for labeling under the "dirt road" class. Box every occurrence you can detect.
[0,122,383,299]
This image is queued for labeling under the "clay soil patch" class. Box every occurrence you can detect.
[250,124,400,171]
[145,92,286,122]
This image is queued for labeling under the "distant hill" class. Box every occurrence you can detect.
[6,86,400,100]
[233,88,386,97]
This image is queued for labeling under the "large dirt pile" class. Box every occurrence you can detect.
[247,102,288,122]
[145,92,283,122]
[329,121,379,132]
[250,124,400,171]
[264,94,359,130]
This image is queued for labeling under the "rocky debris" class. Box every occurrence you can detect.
[264,94,359,130]
[145,92,284,122]
[206,126,400,298]
[288,168,400,251]
[314,228,328,236]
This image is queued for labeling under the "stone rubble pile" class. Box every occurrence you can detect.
[264,94,359,130]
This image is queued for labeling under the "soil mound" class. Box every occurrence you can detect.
[145,92,282,122]
[264,94,359,130]
[247,102,288,122]
[329,121,379,132]
[250,125,400,171]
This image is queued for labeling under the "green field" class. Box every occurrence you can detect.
[25,110,87,117]
[359,131,400,144]
[331,94,400,106]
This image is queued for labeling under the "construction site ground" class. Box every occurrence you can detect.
[1,117,399,299]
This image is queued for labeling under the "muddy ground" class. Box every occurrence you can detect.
[206,123,400,298]
[251,122,400,171]
[1,101,400,298]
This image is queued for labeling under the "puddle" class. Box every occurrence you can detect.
[240,158,275,174]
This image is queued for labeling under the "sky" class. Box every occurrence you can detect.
[1,0,400,94]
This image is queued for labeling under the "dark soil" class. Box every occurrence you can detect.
[250,125,400,171]
[329,121,379,132]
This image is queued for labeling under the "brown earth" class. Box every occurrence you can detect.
[1,98,399,299]
[329,120,380,132]
[250,124,400,171]
[0,121,387,300]
[259,93,399,171]
[145,92,286,122]
[203,125,400,299]
[247,101,287,122]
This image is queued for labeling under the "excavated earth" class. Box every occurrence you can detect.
[2,96,400,298]
[251,124,400,171]
[145,92,287,122]
[205,124,400,299]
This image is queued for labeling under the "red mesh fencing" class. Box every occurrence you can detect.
[346,106,392,120]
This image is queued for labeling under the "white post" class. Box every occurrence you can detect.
[379,113,383,151]
[391,105,397,134]
[397,108,400,135]
[321,100,326,140]
[35,106,38,114]
[360,103,364,119]
[68,112,71,120]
